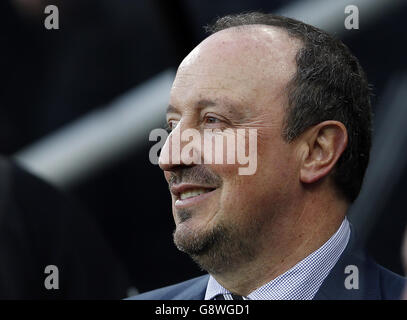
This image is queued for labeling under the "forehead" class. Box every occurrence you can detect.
[170,26,300,114]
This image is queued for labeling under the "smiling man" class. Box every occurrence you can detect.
[131,12,406,300]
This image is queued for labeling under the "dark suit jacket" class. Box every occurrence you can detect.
[130,224,406,300]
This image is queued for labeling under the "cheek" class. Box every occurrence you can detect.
[257,132,296,179]
[164,171,171,182]
[219,143,296,214]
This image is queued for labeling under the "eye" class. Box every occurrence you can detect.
[165,120,179,132]
[205,116,221,124]
[203,114,225,125]
[202,114,228,130]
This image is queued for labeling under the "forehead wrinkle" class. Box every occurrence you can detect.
[198,97,249,121]
[173,70,254,89]
[167,97,249,121]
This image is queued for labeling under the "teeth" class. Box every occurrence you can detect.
[180,188,211,200]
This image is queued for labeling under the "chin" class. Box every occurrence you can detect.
[174,220,207,252]
[173,220,234,273]
[173,214,263,275]
[173,217,219,253]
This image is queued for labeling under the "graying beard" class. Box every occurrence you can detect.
[173,222,258,275]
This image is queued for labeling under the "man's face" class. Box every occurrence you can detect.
[159,27,301,272]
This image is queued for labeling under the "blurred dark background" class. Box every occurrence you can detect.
[0,0,406,297]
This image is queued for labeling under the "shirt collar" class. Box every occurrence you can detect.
[205,217,350,300]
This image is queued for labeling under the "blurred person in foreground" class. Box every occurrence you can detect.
[402,229,407,300]
[130,12,406,300]
[0,156,130,299]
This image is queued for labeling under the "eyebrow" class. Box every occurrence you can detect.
[166,99,244,119]
[166,104,180,115]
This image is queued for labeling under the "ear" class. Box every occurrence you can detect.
[300,121,348,184]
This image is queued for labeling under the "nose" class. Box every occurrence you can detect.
[158,131,174,171]
[158,124,203,172]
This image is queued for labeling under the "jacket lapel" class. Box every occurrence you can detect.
[172,275,210,300]
[314,224,381,300]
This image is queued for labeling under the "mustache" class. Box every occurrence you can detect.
[168,166,222,188]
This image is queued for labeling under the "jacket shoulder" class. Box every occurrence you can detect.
[376,263,406,299]
[127,275,209,300]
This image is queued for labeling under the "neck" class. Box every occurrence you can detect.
[210,194,348,296]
